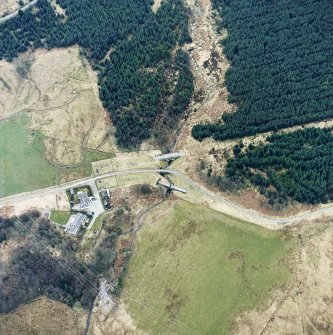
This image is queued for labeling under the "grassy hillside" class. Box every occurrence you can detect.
[0,297,85,335]
[124,200,294,334]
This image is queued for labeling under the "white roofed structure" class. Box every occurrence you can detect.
[156,178,187,194]
[154,152,185,162]
[65,213,86,235]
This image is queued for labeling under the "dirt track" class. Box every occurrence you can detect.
[2,167,333,230]
[0,0,39,24]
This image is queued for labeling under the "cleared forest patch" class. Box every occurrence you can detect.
[151,0,163,13]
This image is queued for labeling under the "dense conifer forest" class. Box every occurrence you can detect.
[0,0,193,148]
[225,128,333,205]
[192,0,333,141]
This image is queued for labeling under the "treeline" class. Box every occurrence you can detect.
[0,0,152,62]
[154,49,194,149]
[192,0,333,141]
[0,0,193,148]
[0,213,97,313]
[89,207,132,294]
[225,128,333,205]
[99,2,192,147]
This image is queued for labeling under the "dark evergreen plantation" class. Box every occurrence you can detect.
[192,0,333,141]
[0,0,193,148]
[190,0,333,205]
[226,128,333,205]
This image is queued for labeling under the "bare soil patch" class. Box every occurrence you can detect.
[151,0,163,14]
[90,301,148,335]
[92,150,160,176]
[50,0,65,17]
[0,190,69,217]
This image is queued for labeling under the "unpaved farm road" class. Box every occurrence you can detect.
[0,0,43,24]
[1,168,333,230]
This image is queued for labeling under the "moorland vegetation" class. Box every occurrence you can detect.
[0,0,193,148]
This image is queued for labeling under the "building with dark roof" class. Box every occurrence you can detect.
[78,191,90,209]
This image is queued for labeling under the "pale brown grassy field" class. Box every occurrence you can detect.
[233,219,333,335]
[0,297,86,335]
[0,47,114,167]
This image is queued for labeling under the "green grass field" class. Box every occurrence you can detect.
[0,113,114,197]
[124,200,294,335]
[0,114,60,197]
[50,210,71,225]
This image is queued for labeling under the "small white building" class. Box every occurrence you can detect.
[65,213,87,235]
[154,152,185,162]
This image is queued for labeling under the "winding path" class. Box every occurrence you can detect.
[1,168,333,230]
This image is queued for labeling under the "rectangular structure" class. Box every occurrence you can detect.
[66,213,86,235]
[154,152,185,161]
[78,191,90,209]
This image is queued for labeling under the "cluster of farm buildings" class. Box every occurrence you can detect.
[63,186,112,235]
